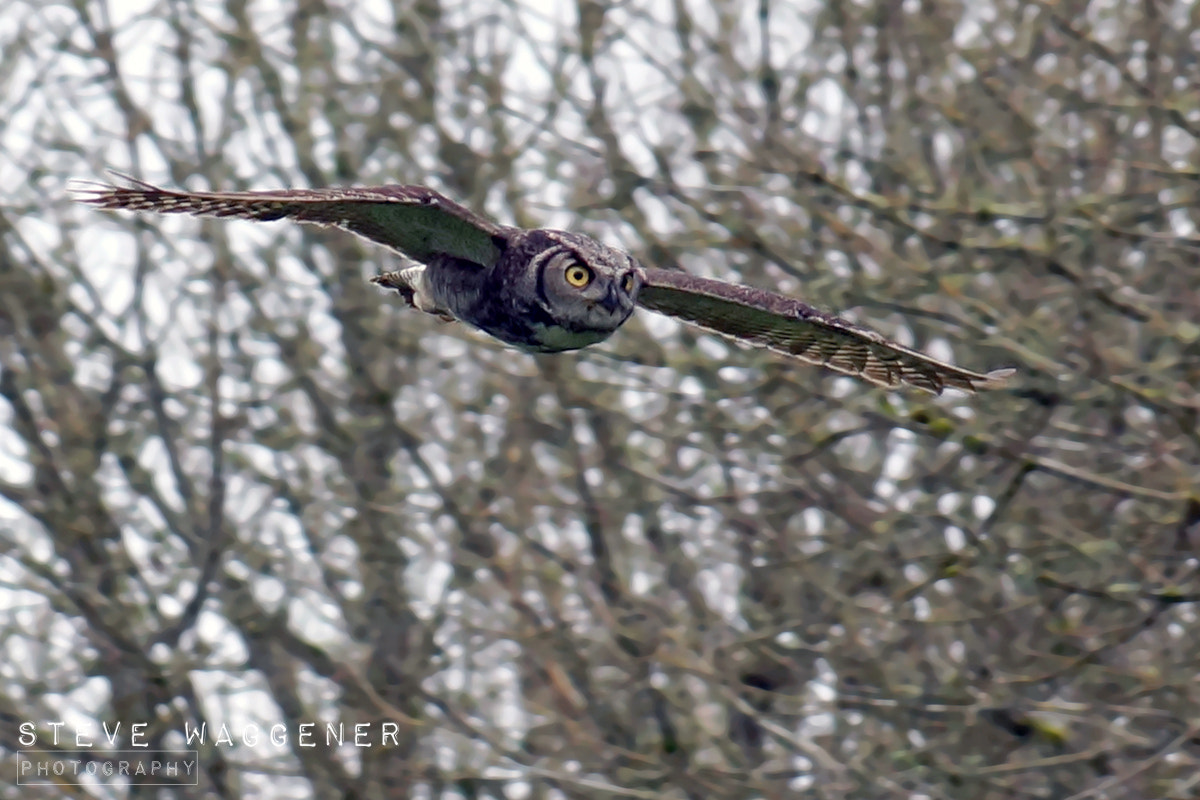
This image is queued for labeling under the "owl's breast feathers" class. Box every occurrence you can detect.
[508,323,614,353]
[470,292,616,352]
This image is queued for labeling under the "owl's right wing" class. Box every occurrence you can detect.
[72,174,509,268]
[637,267,1014,394]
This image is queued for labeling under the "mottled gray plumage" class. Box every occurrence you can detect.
[73,175,1014,394]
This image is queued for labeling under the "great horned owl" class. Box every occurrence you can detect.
[74,175,1014,394]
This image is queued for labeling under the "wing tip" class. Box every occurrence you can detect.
[938,366,1015,395]
[853,360,1017,395]
[69,171,158,206]
[67,178,116,203]
[974,367,1017,390]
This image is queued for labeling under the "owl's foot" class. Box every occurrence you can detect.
[370,271,416,306]
[371,266,453,320]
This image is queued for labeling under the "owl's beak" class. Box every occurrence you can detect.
[598,288,623,314]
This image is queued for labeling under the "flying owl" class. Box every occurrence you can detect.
[73,175,1014,394]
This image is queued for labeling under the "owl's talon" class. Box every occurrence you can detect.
[370,271,415,304]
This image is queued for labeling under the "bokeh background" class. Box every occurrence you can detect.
[2,0,1198,797]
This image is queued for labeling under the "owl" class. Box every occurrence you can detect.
[73,174,1014,394]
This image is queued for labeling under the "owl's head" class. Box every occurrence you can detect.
[524,229,641,334]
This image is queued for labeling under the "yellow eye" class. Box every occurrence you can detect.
[565,264,593,288]
[622,274,635,294]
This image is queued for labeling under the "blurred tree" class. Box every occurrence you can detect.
[0,0,1197,798]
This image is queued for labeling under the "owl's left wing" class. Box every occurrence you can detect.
[72,174,508,268]
[637,268,1014,394]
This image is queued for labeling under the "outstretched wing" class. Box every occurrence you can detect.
[71,173,509,268]
[637,268,1014,394]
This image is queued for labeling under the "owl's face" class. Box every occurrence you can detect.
[532,230,641,334]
